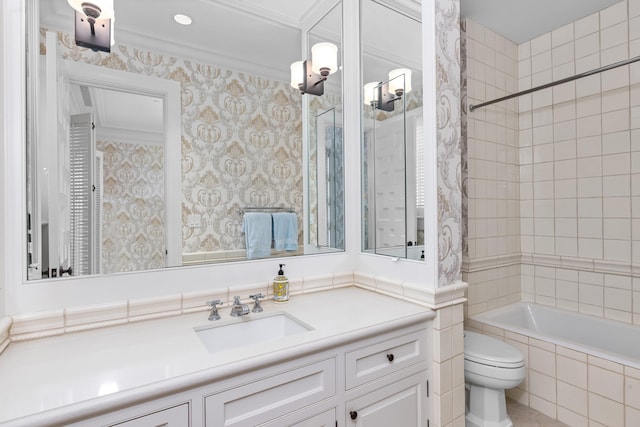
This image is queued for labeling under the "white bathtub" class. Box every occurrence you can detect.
[471,302,640,370]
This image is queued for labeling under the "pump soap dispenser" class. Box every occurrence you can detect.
[273,264,289,302]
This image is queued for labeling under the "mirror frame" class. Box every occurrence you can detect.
[27,56,183,279]
[27,0,350,281]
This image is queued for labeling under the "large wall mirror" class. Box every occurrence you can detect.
[26,0,344,280]
[306,3,344,253]
[360,0,423,260]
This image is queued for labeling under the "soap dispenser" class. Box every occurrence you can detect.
[273,264,289,302]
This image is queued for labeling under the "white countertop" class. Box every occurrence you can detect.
[0,287,434,426]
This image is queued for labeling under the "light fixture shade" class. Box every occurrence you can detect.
[363,82,379,105]
[290,61,304,89]
[67,0,114,19]
[311,42,338,76]
[388,68,412,95]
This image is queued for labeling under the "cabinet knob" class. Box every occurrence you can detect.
[387,353,395,362]
[350,411,358,420]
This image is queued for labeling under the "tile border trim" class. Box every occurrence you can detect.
[1,272,467,355]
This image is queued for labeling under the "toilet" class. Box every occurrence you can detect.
[464,331,526,427]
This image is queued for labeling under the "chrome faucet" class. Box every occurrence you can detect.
[230,296,250,317]
[207,299,223,321]
[249,293,265,313]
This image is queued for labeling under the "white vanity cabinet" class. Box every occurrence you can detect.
[343,329,430,427]
[200,324,431,427]
[61,323,431,427]
[0,292,434,427]
[204,358,336,427]
[345,373,429,427]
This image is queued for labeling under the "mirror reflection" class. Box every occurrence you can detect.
[306,2,344,252]
[27,0,345,280]
[360,0,423,260]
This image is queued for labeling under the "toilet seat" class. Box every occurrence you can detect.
[464,331,524,368]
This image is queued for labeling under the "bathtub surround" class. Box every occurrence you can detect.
[462,0,640,424]
[469,302,640,426]
[462,18,522,317]
[463,0,640,326]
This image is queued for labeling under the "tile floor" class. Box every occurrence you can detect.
[506,399,568,426]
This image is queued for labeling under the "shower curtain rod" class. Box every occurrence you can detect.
[469,55,640,112]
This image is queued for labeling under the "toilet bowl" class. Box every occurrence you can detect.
[464,331,525,427]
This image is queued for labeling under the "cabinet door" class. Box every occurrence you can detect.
[110,403,189,427]
[346,373,428,427]
[205,358,336,427]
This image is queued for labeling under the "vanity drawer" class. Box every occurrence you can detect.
[345,330,427,389]
[108,403,189,427]
[205,358,336,427]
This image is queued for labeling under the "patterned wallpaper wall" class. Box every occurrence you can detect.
[49,30,303,262]
[97,140,166,274]
[435,0,463,287]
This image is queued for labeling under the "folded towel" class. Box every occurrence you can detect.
[272,212,298,251]
[242,212,272,259]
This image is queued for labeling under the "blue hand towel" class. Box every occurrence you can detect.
[242,212,272,259]
[272,212,298,251]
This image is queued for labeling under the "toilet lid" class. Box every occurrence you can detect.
[464,331,524,368]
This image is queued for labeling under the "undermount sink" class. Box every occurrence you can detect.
[194,312,312,354]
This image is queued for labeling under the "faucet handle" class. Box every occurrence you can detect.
[249,293,265,313]
[206,299,223,321]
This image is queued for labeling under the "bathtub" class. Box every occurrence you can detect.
[470,302,640,425]
[470,302,640,370]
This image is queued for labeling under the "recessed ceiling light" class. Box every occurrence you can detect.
[173,14,192,25]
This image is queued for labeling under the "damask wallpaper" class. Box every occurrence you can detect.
[435,0,463,287]
[97,140,166,274]
[48,30,303,264]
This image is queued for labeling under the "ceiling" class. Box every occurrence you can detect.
[39,0,326,83]
[39,1,626,95]
[460,0,624,44]
[68,83,165,144]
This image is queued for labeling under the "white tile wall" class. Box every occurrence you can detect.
[464,1,640,330]
[465,19,521,262]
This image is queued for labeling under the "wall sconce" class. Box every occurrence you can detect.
[364,68,412,112]
[67,0,114,52]
[290,42,338,96]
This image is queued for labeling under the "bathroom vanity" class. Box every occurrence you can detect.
[0,287,435,426]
